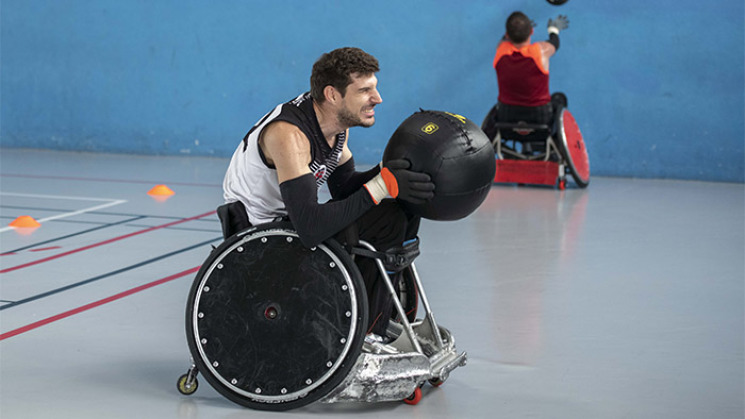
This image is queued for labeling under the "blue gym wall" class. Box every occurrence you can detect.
[1,0,743,182]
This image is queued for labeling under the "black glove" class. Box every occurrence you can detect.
[381,159,435,204]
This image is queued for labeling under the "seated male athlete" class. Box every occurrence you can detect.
[221,47,435,337]
[493,12,569,125]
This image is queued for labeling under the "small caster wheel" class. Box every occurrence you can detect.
[428,377,445,387]
[177,373,198,395]
[403,387,422,405]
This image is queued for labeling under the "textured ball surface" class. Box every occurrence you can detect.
[383,110,496,221]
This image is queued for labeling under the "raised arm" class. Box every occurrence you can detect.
[539,15,569,60]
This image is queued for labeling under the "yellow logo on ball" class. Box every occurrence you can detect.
[421,122,439,135]
[445,112,467,124]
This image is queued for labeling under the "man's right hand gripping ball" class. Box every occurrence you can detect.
[364,159,435,204]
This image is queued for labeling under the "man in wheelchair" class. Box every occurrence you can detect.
[179,48,477,409]
[220,47,434,340]
[482,11,590,190]
[483,11,570,157]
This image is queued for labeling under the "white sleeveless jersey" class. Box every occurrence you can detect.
[223,92,346,225]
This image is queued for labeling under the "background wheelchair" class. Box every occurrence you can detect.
[482,95,590,189]
[176,221,466,411]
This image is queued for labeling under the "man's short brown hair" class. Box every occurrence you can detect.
[310,47,379,103]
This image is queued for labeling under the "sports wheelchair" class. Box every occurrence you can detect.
[176,220,466,411]
[482,95,590,189]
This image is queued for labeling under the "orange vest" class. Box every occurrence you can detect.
[493,42,551,107]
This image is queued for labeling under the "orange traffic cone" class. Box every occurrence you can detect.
[9,215,41,235]
[148,184,175,202]
[9,215,41,228]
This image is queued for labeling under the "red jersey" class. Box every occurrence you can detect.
[493,42,551,107]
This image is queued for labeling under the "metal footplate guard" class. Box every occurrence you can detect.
[322,241,468,404]
[422,326,468,382]
[319,352,430,403]
[320,325,467,403]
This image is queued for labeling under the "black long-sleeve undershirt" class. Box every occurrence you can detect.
[548,33,560,51]
[279,172,375,247]
[327,157,381,200]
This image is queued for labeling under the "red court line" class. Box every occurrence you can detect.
[0,266,200,341]
[29,246,62,252]
[0,210,215,274]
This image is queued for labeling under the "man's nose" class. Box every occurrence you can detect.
[372,90,383,104]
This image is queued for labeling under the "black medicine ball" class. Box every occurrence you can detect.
[382,110,496,221]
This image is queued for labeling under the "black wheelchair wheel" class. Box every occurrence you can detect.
[184,222,368,411]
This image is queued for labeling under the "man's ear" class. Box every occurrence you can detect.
[323,85,339,104]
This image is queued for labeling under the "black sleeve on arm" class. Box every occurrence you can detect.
[280,173,375,247]
[547,33,560,51]
[327,157,381,200]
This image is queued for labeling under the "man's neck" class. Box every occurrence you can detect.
[313,100,345,145]
[511,36,532,49]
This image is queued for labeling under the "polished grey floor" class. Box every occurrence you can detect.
[1,149,743,419]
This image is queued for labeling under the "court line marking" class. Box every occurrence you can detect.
[0,266,200,341]
[0,210,216,274]
[1,204,215,222]
[0,192,121,202]
[28,247,62,252]
[0,216,147,255]
[0,173,220,188]
[0,192,127,233]
[0,237,220,311]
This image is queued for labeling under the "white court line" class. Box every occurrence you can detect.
[0,192,128,233]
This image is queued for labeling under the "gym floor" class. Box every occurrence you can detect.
[1,149,743,419]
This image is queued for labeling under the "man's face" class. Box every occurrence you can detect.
[336,72,383,128]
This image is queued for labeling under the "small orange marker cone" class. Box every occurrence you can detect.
[9,215,41,228]
[148,184,175,202]
[9,216,41,235]
[148,184,175,196]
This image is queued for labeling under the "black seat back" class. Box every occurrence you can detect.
[217,201,251,239]
[494,122,551,142]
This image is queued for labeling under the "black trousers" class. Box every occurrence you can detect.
[497,102,553,125]
[495,92,568,126]
[336,199,420,336]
